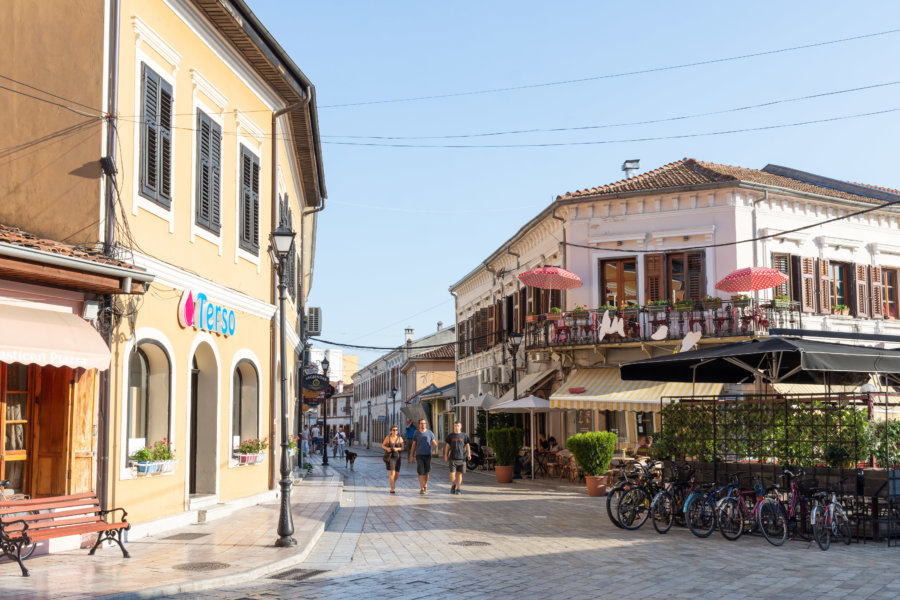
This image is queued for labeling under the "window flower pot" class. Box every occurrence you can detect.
[774,299,791,309]
[731,300,751,308]
[832,307,850,316]
[647,305,669,313]
[620,307,640,316]
[525,314,539,323]
[546,313,564,322]
[674,303,695,312]
[234,452,257,465]
[133,460,162,476]
[159,459,177,474]
[701,300,722,310]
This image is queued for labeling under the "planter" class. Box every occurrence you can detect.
[494,465,514,483]
[546,313,564,322]
[159,459,177,474]
[234,452,263,465]
[133,460,161,475]
[774,299,791,309]
[621,307,640,316]
[674,303,695,312]
[525,314,539,323]
[585,475,607,497]
[702,300,722,310]
[832,308,850,316]
[647,305,669,313]
[731,300,751,308]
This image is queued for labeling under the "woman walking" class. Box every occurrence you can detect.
[381,425,405,493]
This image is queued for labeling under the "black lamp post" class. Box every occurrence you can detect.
[321,356,330,466]
[269,224,296,548]
[367,400,372,449]
[390,387,398,428]
[507,331,523,401]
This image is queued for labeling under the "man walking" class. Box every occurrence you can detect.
[405,419,416,459]
[444,421,471,495]
[409,419,437,494]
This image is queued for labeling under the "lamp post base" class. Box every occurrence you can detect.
[275,535,297,547]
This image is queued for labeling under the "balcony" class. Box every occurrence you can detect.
[524,299,802,349]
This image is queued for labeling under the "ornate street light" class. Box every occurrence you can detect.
[270,224,296,548]
[367,400,372,449]
[390,387,398,429]
[321,356,330,466]
[507,331,523,401]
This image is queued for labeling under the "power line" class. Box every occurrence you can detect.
[0,74,105,115]
[321,107,900,148]
[319,28,900,108]
[323,80,900,140]
[0,83,104,119]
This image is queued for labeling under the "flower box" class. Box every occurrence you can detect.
[546,312,564,322]
[234,452,265,465]
[731,300,751,308]
[831,306,850,316]
[132,459,177,476]
[701,299,722,310]
[646,304,669,313]
[620,306,640,316]
[674,302,695,312]
[525,314,539,323]
[773,298,791,309]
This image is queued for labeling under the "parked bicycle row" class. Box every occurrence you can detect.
[606,461,852,550]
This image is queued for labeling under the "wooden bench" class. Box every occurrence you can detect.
[0,489,130,576]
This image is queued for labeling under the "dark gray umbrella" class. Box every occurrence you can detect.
[619,337,900,386]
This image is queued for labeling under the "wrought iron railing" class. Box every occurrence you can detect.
[524,299,802,349]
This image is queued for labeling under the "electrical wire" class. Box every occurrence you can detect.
[0,118,101,159]
[0,83,105,118]
[323,80,900,140]
[0,73,103,114]
[318,28,900,108]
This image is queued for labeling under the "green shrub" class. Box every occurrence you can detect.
[566,431,617,477]
[487,427,523,467]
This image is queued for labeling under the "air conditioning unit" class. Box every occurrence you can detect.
[306,307,322,336]
[480,368,491,384]
[490,365,501,382]
[531,352,550,363]
[499,366,511,384]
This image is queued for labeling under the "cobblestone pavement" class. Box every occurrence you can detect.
[162,451,900,600]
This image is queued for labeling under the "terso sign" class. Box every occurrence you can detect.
[177,290,236,337]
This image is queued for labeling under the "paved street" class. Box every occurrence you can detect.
[161,450,900,600]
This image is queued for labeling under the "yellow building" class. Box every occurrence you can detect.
[0,0,325,526]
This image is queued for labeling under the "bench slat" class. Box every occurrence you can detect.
[4,514,104,534]
[0,492,95,508]
[1,507,103,524]
[8,521,126,542]
[1,498,100,516]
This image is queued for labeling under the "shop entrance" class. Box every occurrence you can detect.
[189,344,218,497]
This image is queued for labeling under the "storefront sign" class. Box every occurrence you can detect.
[177,290,236,337]
[302,373,329,392]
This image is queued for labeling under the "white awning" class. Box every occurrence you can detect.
[496,367,555,404]
[0,304,110,370]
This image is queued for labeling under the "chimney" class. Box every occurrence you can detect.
[437,321,443,331]
[404,327,414,344]
[621,159,640,178]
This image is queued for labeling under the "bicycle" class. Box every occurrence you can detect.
[617,461,664,530]
[811,479,852,551]
[606,461,646,529]
[682,472,746,538]
[650,462,695,534]
[0,479,37,560]
[715,474,777,541]
[756,467,820,546]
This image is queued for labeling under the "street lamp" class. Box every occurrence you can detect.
[269,224,296,548]
[507,331,523,401]
[367,400,372,449]
[321,356,330,466]
[390,387,398,429]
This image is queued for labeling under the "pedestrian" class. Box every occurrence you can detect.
[311,424,320,455]
[337,430,346,458]
[405,419,416,459]
[409,419,437,494]
[300,426,310,457]
[443,421,471,495]
[349,429,355,446]
[381,425,405,493]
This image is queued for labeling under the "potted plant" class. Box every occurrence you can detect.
[566,431,617,496]
[572,305,589,324]
[831,304,849,316]
[701,295,722,310]
[547,307,564,322]
[235,438,269,464]
[730,294,751,307]
[773,294,791,309]
[597,304,617,313]
[646,299,670,313]
[619,302,640,315]
[130,438,177,475]
[486,426,523,483]
[674,299,696,312]
[130,446,159,475]
[525,311,539,323]
[823,443,851,468]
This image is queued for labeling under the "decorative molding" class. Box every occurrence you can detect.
[588,232,647,244]
[190,69,229,113]
[816,235,863,251]
[760,228,809,247]
[650,226,716,243]
[132,16,182,72]
[234,109,265,145]
[870,242,900,257]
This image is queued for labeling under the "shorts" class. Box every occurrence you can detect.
[415,454,432,475]
[449,459,466,474]
[386,454,402,472]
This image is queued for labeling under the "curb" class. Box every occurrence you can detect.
[98,478,344,599]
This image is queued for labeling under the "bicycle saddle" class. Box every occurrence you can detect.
[0,480,9,487]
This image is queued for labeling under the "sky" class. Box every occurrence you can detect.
[246,1,900,368]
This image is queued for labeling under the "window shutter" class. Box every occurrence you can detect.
[512,291,520,333]
[487,304,495,347]
[210,123,221,230]
[854,263,869,317]
[196,113,212,229]
[818,259,832,313]
[251,159,260,248]
[800,257,816,313]
[686,252,705,301]
[772,254,790,298]
[158,81,173,204]
[140,65,159,200]
[239,149,252,249]
[496,298,506,345]
[644,253,664,303]
[871,266,885,319]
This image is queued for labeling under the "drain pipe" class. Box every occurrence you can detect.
[551,206,567,310]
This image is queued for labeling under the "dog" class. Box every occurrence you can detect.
[345,450,357,471]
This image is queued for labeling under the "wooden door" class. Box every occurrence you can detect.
[66,368,96,494]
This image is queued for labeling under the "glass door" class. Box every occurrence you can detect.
[1,364,31,494]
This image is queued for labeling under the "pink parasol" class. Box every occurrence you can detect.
[517,266,583,290]
[715,267,788,293]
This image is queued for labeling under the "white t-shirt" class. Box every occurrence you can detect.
[311,426,320,438]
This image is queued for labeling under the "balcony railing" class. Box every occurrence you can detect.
[524,299,802,349]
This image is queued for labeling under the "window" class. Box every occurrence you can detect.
[239,145,260,253]
[1,364,30,492]
[139,64,173,207]
[883,268,898,319]
[600,258,637,306]
[644,251,704,303]
[828,262,849,308]
[231,361,259,449]
[195,110,222,233]
[127,343,171,456]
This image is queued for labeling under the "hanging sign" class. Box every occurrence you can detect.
[177,290,236,337]
[302,373,329,392]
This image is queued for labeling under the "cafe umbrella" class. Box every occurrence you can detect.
[488,395,560,480]
[518,266,583,291]
[714,266,788,293]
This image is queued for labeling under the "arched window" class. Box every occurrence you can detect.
[232,360,259,448]
[127,342,171,456]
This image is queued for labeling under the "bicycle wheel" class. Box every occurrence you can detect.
[758,500,788,546]
[686,494,717,538]
[833,505,852,546]
[812,506,830,551]
[606,485,627,529]
[617,487,650,530]
[651,491,675,534]
[717,497,743,541]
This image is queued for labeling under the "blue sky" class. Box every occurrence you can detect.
[246,1,900,368]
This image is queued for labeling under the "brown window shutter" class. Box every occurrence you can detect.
[644,254,664,303]
[871,266,885,318]
[686,252,705,301]
[818,259,832,313]
[519,288,527,331]
[487,304,495,347]
[800,257,816,313]
[496,299,505,345]
[772,254,791,298]
[512,291,520,333]
[854,264,869,317]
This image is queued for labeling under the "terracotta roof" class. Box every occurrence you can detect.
[413,344,455,360]
[557,158,899,206]
[0,223,142,270]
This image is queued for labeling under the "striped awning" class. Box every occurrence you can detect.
[496,367,555,404]
[549,368,722,412]
[772,383,859,396]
